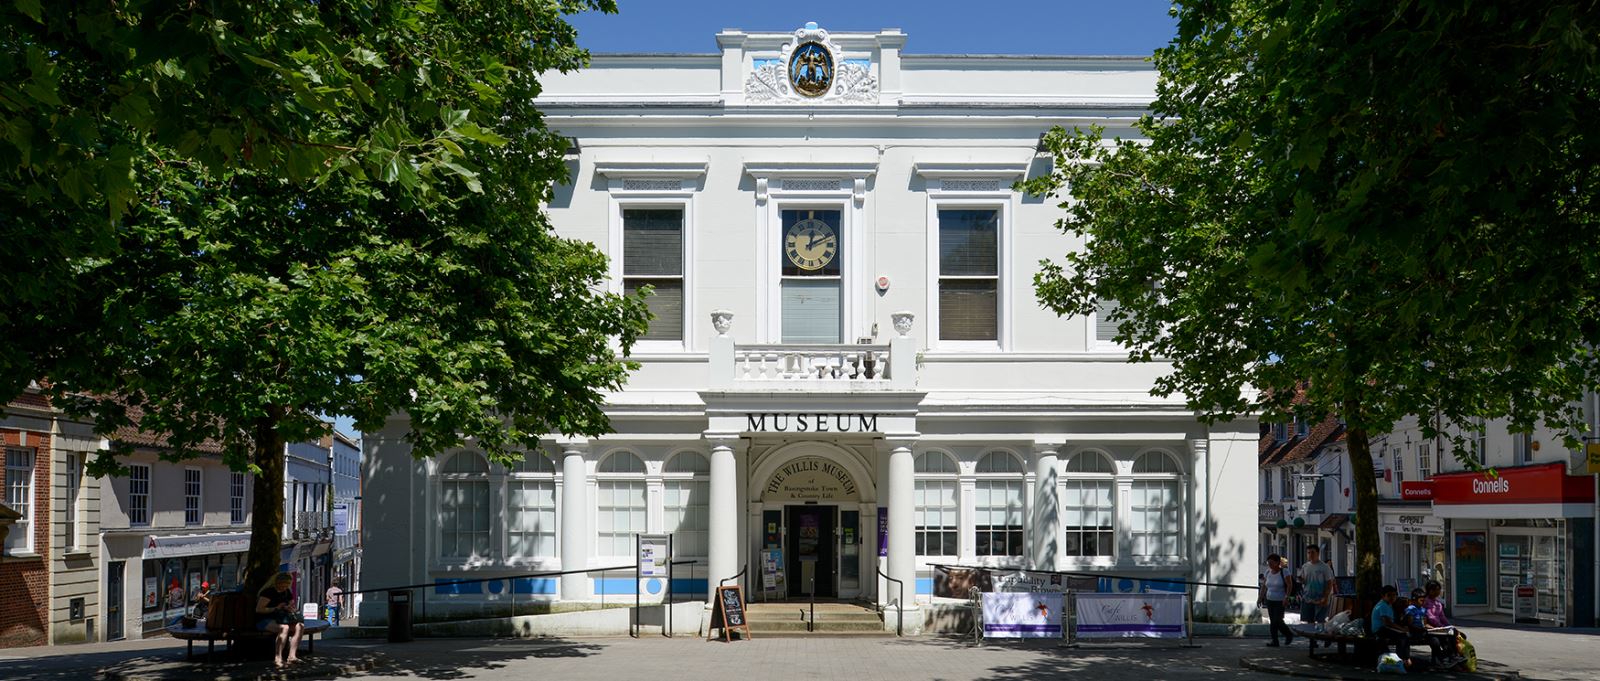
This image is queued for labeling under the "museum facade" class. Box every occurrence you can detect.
[361,23,1260,631]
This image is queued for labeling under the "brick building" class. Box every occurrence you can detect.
[1,393,54,647]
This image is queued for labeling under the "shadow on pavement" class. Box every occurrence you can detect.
[888,636,1271,679]
[2,636,607,681]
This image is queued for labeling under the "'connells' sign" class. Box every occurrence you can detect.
[745,413,878,433]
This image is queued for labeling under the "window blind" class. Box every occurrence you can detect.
[1095,299,1121,343]
[781,279,841,343]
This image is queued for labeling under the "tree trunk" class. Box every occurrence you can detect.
[243,413,288,597]
[1345,424,1384,600]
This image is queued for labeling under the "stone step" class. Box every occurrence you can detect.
[747,619,888,633]
[745,611,884,624]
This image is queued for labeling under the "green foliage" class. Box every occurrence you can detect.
[0,1,641,589]
[1026,0,1600,594]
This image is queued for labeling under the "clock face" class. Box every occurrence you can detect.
[784,218,837,271]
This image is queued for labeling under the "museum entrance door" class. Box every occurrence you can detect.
[785,504,837,599]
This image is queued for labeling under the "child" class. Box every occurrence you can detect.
[1404,591,1451,667]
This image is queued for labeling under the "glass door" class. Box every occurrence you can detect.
[839,510,860,596]
[780,209,843,343]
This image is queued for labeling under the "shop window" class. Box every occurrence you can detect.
[1063,451,1115,558]
[596,451,647,558]
[936,208,1000,342]
[622,208,686,342]
[974,451,1024,557]
[1130,451,1184,560]
[128,463,151,527]
[914,452,959,556]
[663,452,709,558]
[184,467,203,526]
[438,451,490,560]
[4,447,33,553]
[509,451,558,560]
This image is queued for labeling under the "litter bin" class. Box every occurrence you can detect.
[387,589,413,643]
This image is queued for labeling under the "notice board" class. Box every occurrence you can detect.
[708,585,751,641]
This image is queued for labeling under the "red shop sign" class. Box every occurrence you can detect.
[1431,462,1595,506]
[1399,481,1434,500]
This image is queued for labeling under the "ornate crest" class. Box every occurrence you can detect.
[789,41,833,97]
[745,23,878,104]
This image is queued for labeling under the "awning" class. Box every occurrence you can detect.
[1318,514,1348,531]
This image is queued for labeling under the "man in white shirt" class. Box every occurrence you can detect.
[1298,546,1335,625]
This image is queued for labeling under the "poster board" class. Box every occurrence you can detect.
[1074,592,1187,639]
[760,548,785,594]
[708,585,751,641]
[981,592,1063,638]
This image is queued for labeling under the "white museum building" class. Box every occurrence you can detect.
[361,23,1260,632]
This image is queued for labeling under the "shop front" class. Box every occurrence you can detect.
[129,531,251,636]
[1433,462,1595,625]
[1378,500,1446,597]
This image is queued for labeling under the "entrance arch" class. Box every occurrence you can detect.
[749,440,876,503]
[748,441,877,600]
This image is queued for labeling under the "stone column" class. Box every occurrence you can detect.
[886,439,917,616]
[1031,441,1063,571]
[558,439,590,601]
[707,435,742,595]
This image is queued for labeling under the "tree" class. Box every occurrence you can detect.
[1025,1,1600,601]
[0,1,646,594]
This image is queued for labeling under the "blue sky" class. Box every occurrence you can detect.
[568,1,1178,56]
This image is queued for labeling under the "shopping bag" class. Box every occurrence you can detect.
[1458,634,1477,672]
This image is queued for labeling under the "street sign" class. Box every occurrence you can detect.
[1586,442,1600,475]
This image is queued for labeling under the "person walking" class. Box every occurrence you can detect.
[1298,546,1335,629]
[325,581,345,626]
[1261,553,1295,647]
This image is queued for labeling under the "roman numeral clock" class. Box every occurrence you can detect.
[784,213,837,271]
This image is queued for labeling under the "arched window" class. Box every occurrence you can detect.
[438,451,490,560]
[508,451,558,560]
[1130,451,1184,560]
[663,452,709,557]
[914,452,959,556]
[1062,451,1115,558]
[974,451,1024,557]
[596,451,647,558]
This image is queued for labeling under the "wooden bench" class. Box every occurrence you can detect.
[1294,594,1381,663]
[167,618,330,660]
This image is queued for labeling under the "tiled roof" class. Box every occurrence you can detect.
[111,404,225,455]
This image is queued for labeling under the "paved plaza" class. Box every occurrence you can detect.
[1,622,1596,681]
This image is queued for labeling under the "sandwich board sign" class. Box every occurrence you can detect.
[708,585,751,642]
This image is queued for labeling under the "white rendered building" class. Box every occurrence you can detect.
[361,23,1260,631]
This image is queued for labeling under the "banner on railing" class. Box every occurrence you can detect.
[981,592,1063,638]
[1073,592,1186,639]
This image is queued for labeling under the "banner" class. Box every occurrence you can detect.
[981,592,1063,638]
[1074,592,1187,639]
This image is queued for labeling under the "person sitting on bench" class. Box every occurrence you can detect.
[1371,585,1412,665]
[256,573,305,668]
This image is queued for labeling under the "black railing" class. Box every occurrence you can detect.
[720,564,746,588]
[808,573,816,632]
[877,567,904,636]
[923,562,1262,592]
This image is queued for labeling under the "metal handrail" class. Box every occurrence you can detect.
[877,567,904,636]
[923,562,1262,591]
[720,564,747,587]
[808,574,816,633]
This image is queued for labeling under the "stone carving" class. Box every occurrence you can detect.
[711,309,734,336]
[621,178,682,191]
[942,179,1001,193]
[783,178,841,192]
[891,311,915,337]
[744,23,878,105]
